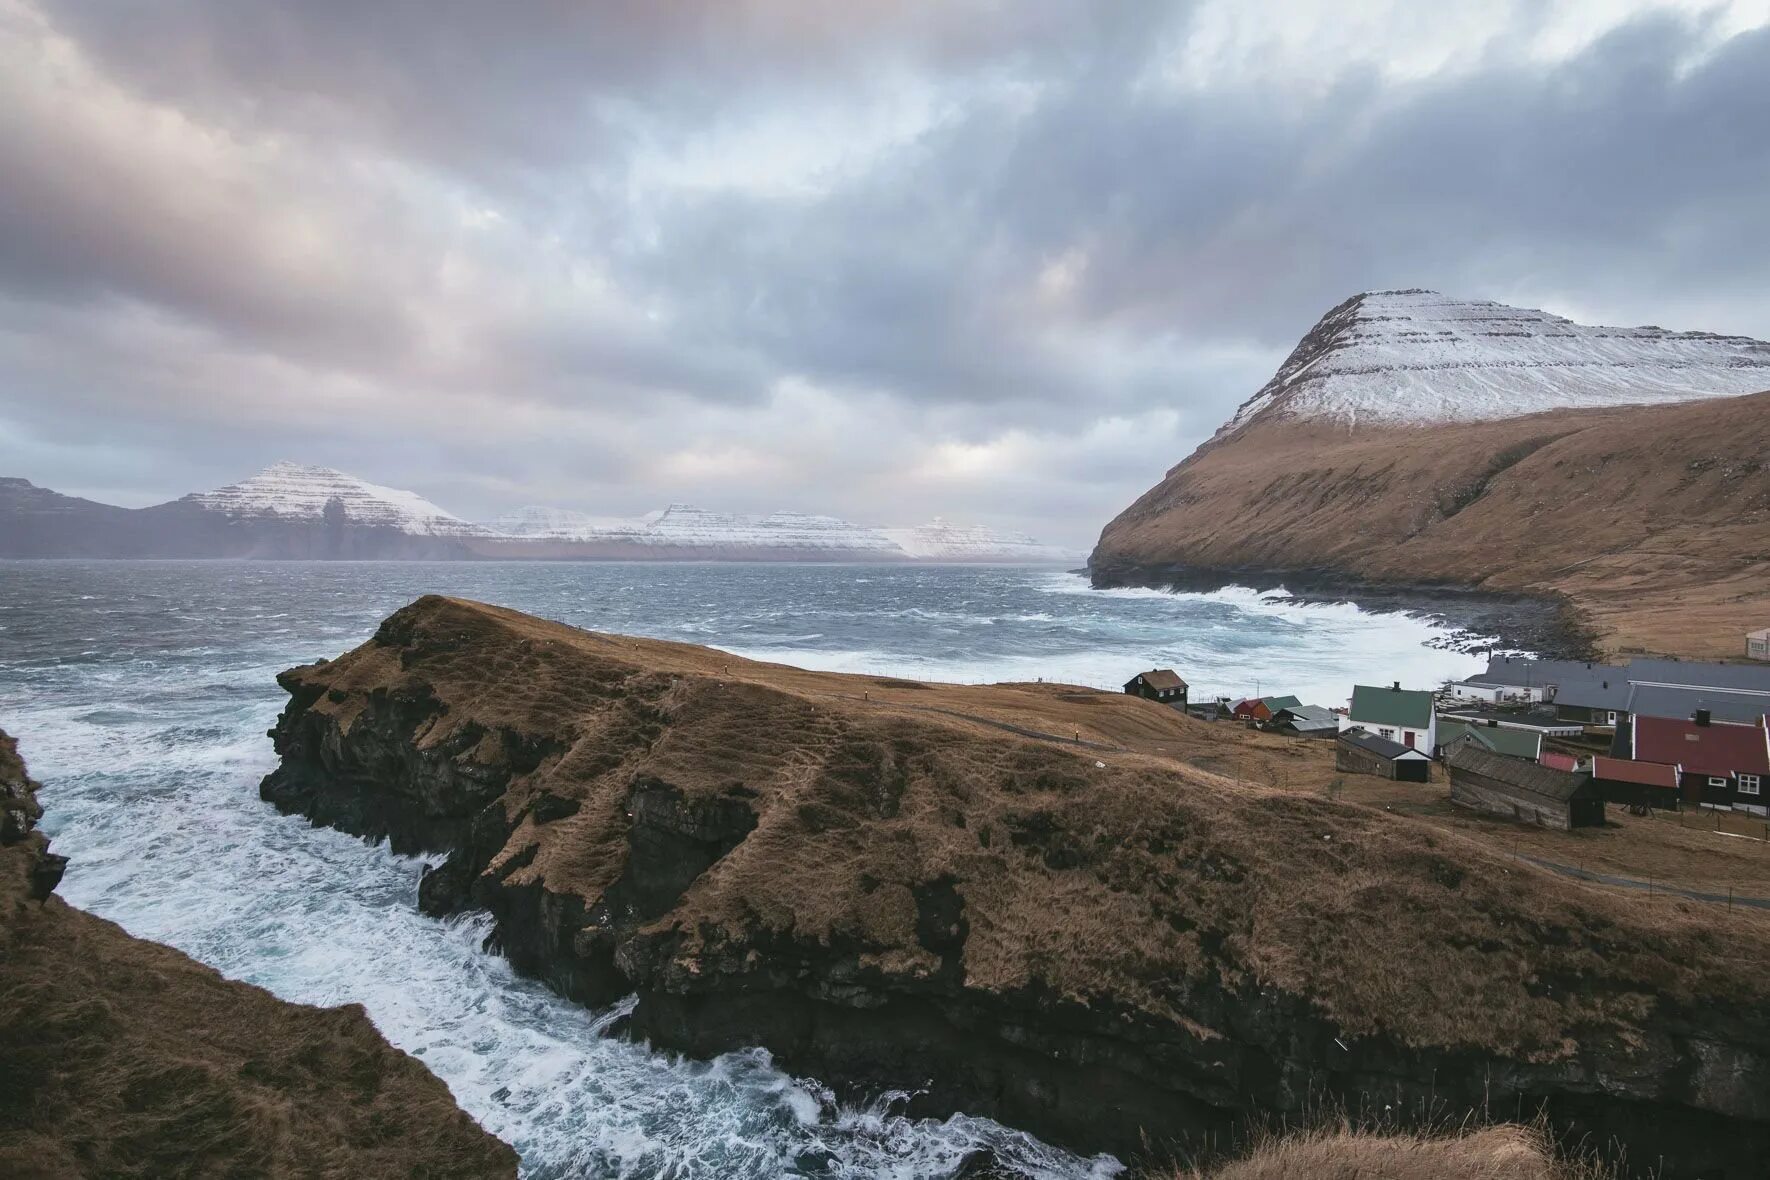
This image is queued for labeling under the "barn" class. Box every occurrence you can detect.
[1336,727,1432,782]
[1123,669,1188,709]
[1446,743,1605,830]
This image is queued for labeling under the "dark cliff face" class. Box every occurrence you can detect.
[0,727,517,1178]
[260,596,1770,1176]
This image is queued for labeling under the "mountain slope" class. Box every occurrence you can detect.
[181,460,488,538]
[1092,293,1770,657]
[1222,289,1770,435]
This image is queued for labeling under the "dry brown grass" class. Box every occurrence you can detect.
[287,596,1770,1060]
[1092,390,1770,658]
[1173,1121,1615,1180]
[0,729,516,1179]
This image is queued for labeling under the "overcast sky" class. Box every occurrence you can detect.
[3,0,1768,547]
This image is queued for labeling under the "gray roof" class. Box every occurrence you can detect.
[1479,655,1770,713]
[1624,658,1770,694]
[1624,683,1770,725]
[1277,704,1337,724]
[1339,727,1430,761]
[1447,743,1595,801]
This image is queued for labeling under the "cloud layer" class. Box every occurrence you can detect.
[3,0,1768,544]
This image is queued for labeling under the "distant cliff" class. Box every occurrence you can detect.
[262,595,1770,1175]
[1091,291,1770,657]
[0,727,515,1177]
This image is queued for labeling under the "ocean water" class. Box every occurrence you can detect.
[0,560,1489,1177]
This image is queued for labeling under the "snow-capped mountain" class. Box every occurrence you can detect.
[184,461,488,537]
[1221,289,1770,436]
[882,519,1078,563]
[483,503,908,555]
[483,505,632,540]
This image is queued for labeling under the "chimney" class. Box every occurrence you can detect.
[1392,681,1401,692]
[1694,708,1712,727]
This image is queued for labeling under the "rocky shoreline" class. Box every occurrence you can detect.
[260,595,1770,1177]
[0,727,516,1178]
[1087,559,1600,660]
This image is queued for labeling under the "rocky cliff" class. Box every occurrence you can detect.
[1091,292,1770,657]
[0,727,516,1178]
[263,595,1770,1176]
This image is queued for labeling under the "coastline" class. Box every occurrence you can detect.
[1087,560,1599,661]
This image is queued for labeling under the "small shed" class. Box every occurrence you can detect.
[1590,755,1681,811]
[1446,743,1604,830]
[1336,727,1433,782]
[1124,669,1188,708]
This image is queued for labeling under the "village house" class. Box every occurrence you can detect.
[1339,683,1436,752]
[1435,718,1543,762]
[1539,751,1581,773]
[1232,694,1300,724]
[1335,727,1432,782]
[1589,755,1681,811]
[1631,711,1770,816]
[1123,669,1188,709]
[1751,628,1770,661]
[1446,743,1605,830]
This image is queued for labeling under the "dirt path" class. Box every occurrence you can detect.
[1519,852,1770,909]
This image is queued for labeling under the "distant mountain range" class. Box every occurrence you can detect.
[1090,288,1770,657]
[0,461,1076,563]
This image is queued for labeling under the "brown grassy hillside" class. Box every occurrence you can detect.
[264,596,1770,1171]
[1091,391,1770,657]
[1177,1122,1612,1180]
[0,729,517,1179]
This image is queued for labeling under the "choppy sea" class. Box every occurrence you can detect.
[0,560,1489,1177]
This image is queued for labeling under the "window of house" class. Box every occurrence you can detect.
[1741,775,1762,796]
[1709,777,1729,790]
[1378,728,1395,739]
[1606,712,1617,724]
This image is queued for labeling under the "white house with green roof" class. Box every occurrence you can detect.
[1339,682,1437,753]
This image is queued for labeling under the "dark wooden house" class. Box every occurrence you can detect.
[1446,743,1604,830]
[1124,669,1188,709]
[1589,755,1680,811]
[1336,727,1432,782]
[1631,712,1769,816]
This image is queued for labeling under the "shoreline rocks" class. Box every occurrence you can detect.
[0,726,517,1179]
[263,595,1770,1176]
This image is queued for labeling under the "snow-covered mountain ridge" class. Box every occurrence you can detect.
[1221,289,1770,436]
[163,463,1070,560]
[182,461,489,537]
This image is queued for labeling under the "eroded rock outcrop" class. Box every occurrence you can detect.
[0,727,516,1179]
[264,596,1770,1176]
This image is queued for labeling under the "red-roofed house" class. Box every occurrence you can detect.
[1590,754,1682,811]
[1630,713,1770,815]
[1539,751,1580,773]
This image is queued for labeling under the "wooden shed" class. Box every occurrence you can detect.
[1447,743,1604,830]
[1590,755,1681,811]
[1336,727,1432,782]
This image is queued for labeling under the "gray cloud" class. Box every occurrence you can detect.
[2,0,1767,547]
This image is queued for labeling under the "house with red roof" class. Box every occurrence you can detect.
[1590,754,1681,811]
[1630,711,1770,815]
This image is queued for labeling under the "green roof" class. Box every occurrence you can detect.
[1261,694,1302,713]
[1348,685,1434,730]
[1436,720,1541,760]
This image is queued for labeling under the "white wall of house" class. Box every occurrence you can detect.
[1338,711,1436,752]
